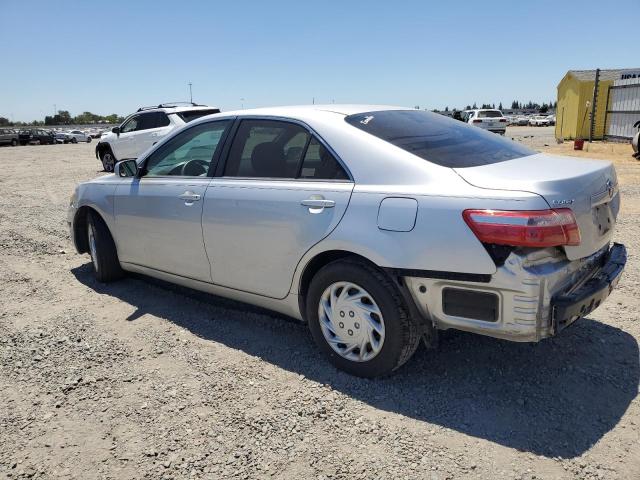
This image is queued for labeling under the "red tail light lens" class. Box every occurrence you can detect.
[462,209,581,247]
[472,119,482,123]
[499,118,507,123]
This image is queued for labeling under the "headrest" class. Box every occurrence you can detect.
[251,142,286,177]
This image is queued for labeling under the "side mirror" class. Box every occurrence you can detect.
[115,159,138,178]
[112,126,120,136]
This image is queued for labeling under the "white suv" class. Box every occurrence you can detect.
[461,109,507,135]
[95,103,220,171]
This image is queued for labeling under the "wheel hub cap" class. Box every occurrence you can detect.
[318,281,385,362]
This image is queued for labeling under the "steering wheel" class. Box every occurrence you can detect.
[180,159,209,176]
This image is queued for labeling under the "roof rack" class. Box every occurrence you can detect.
[136,102,208,112]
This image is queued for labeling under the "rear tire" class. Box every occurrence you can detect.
[86,137,92,143]
[87,211,124,283]
[11,139,17,146]
[71,137,78,144]
[306,259,421,378]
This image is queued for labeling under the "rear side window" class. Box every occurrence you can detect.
[154,112,170,127]
[345,110,534,168]
[299,138,349,180]
[477,110,503,118]
[224,119,349,180]
[224,120,309,178]
[176,109,221,123]
[137,112,159,131]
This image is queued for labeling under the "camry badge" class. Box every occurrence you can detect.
[552,199,574,205]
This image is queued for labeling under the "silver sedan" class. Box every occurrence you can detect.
[68,105,626,377]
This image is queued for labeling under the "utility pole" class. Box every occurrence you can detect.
[188,83,193,103]
[240,98,245,109]
[54,104,56,117]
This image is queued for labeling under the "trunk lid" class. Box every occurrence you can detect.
[454,153,620,260]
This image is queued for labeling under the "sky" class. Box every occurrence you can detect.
[0,0,636,122]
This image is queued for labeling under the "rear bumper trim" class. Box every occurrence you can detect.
[551,243,626,333]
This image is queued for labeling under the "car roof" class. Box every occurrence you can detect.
[215,104,410,117]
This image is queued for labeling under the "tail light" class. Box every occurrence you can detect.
[472,119,482,123]
[463,209,581,247]
[499,118,507,123]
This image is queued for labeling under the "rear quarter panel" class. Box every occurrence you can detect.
[291,183,550,293]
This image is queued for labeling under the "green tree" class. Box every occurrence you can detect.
[498,102,503,110]
[0,117,9,126]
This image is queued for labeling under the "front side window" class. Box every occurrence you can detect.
[120,116,139,133]
[143,120,230,177]
[345,110,534,168]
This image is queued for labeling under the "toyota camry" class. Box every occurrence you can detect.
[68,105,626,377]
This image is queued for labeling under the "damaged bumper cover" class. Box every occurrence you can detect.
[551,243,626,334]
[403,243,626,342]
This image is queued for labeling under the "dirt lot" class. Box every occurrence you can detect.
[1,138,639,480]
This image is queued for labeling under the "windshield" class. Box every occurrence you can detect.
[344,110,535,168]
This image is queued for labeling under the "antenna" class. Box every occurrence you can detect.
[188,82,193,103]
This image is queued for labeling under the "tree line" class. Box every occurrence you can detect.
[0,110,125,127]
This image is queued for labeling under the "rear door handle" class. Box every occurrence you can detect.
[301,198,335,208]
[179,191,201,202]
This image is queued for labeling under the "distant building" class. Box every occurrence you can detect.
[555,68,640,140]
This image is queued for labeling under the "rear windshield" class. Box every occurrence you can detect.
[175,109,221,123]
[477,110,503,118]
[345,110,534,168]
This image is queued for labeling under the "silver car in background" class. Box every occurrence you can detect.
[68,105,626,377]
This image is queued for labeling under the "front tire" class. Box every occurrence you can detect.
[100,149,116,172]
[71,137,78,144]
[11,139,17,146]
[306,259,421,378]
[87,211,124,283]
[86,137,92,143]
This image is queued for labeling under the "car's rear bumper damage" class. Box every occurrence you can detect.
[403,243,626,342]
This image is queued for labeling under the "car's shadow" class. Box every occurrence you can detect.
[72,263,639,459]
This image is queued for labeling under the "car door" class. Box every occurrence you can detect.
[113,119,232,281]
[113,114,141,158]
[203,118,354,299]
[136,111,173,154]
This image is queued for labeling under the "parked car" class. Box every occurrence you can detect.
[516,116,529,126]
[547,115,556,126]
[95,103,221,172]
[19,129,55,145]
[68,105,626,378]
[529,115,551,127]
[0,128,19,146]
[461,109,507,134]
[55,131,71,144]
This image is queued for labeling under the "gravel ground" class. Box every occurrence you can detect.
[0,141,639,480]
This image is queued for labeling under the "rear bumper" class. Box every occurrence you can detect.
[551,243,626,334]
[404,243,626,342]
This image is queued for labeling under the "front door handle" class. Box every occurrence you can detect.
[179,191,201,202]
[301,198,335,209]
